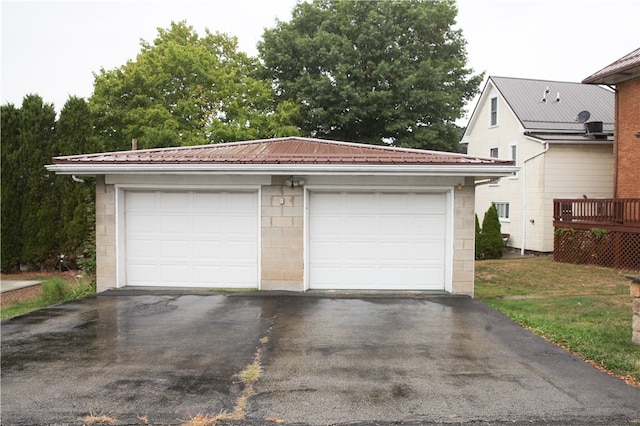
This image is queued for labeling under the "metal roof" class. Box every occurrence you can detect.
[583,47,640,85]
[48,137,518,178]
[51,137,513,166]
[490,76,614,134]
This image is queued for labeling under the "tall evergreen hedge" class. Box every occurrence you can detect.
[1,95,98,274]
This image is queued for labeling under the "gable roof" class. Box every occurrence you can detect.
[463,76,614,142]
[491,76,614,133]
[47,137,516,177]
[583,47,640,85]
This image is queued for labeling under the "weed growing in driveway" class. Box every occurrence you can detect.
[181,328,273,425]
[240,358,262,383]
[78,412,116,424]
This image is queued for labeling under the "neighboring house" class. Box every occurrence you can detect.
[583,47,640,198]
[461,76,615,253]
[47,137,515,296]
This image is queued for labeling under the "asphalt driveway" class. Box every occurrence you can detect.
[1,293,639,425]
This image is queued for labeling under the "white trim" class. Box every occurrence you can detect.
[508,142,519,179]
[304,185,454,292]
[489,96,498,127]
[46,163,518,177]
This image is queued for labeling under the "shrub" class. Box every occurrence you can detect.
[480,204,504,259]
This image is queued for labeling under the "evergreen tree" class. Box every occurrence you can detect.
[56,97,98,270]
[1,104,23,271]
[17,95,59,268]
[480,204,504,259]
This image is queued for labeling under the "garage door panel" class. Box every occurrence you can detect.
[414,193,446,212]
[311,241,343,260]
[309,191,448,291]
[193,241,223,258]
[160,240,189,258]
[345,216,373,234]
[346,193,375,211]
[193,215,222,233]
[344,242,376,259]
[127,215,156,232]
[125,191,258,288]
[160,216,190,233]
[193,193,224,210]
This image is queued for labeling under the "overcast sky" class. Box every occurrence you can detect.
[1,0,639,123]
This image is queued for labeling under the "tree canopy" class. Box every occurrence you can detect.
[90,21,301,151]
[1,95,98,273]
[259,0,482,151]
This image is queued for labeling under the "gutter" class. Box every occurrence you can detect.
[45,163,518,178]
[521,142,549,255]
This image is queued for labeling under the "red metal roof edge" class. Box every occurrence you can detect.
[51,137,514,166]
[582,47,640,84]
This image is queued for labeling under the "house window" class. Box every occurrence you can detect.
[490,97,498,126]
[493,202,510,221]
[490,147,499,158]
[510,143,518,178]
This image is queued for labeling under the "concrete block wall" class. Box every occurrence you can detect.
[452,177,476,296]
[631,280,640,346]
[95,176,117,292]
[260,177,305,291]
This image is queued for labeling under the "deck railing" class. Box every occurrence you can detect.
[554,198,640,229]
[553,198,640,270]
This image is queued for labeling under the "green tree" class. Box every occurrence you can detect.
[55,97,98,271]
[1,103,23,271]
[90,21,301,151]
[259,0,482,150]
[480,204,504,259]
[13,95,59,268]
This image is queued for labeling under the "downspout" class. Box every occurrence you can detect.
[521,142,549,255]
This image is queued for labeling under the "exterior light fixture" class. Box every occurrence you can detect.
[285,176,305,187]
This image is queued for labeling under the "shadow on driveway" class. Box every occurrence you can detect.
[2,293,639,425]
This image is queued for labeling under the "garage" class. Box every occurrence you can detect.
[308,190,450,290]
[124,190,259,288]
[48,136,516,294]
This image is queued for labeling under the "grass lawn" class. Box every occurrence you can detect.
[475,256,640,385]
[1,272,95,320]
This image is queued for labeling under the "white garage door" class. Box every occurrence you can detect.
[124,190,258,288]
[309,191,448,290]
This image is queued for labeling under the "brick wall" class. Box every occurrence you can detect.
[615,78,640,198]
[260,178,305,291]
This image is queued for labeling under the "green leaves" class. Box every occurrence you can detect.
[90,21,301,151]
[259,0,483,150]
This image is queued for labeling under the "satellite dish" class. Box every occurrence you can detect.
[577,110,591,123]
